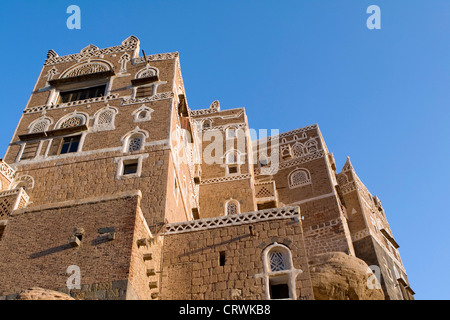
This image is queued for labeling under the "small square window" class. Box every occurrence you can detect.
[123,161,138,175]
[228,166,238,174]
[269,282,290,299]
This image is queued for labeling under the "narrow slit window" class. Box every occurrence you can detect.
[219,251,226,266]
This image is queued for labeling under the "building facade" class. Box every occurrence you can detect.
[0,36,414,300]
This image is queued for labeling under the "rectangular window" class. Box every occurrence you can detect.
[20,142,39,160]
[135,85,154,98]
[0,224,5,241]
[228,165,238,174]
[58,85,106,103]
[60,135,81,154]
[219,251,226,266]
[123,161,138,175]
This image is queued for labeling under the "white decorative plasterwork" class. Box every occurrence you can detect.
[0,161,16,182]
[119,53,131,73]
[59,60,112,79]
[254,150,325,176]
[132,105,154,122]
[164,206,299,235]
[135,66,159,79]
[132,52,179,65]
[288,168,312,189]
[55,111,88,129]
[121,127,149,153]
[200,174,251,185]
[28,116,53,133]
[93,105,118,131]
[44,36,140,66]
[0,187,29,220]
[121,92,174,106]
[12,175,35,190]
[24,94,120,114]
[189,100,221,116]
[260,124,318,144]
[46,67,58,82]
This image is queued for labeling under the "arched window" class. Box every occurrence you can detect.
[261,243,301,300]
[226,152,238,164]
[202,119,212,129]
[268,249,289,272]
[226,126,237,139]
[29,118,51,133]
[225,200,239,215]
[58,115,86,129]
[305,139,318,153]
[132,105,154,122]
[121,128,149,154]
[94,107,117,131]
[225,151,241,175]
[127,134,144,152]
[292,142,304,157]
[288,168,311,189]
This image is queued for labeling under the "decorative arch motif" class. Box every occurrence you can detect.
[59,60,113,79]
[224,149,244,165]
[56,112,88,129]
[288,168,311,189]
[305,138,318,153]
[225,199,240,216]
[259,242,302,300]
[135,66,159,79]
[202,119,212,130]
[28,116,53,133]
[292,142,304,157]
[13,175,35,191]
[132,105,154,122]
[121,127,149,153]
[93,106,118,131]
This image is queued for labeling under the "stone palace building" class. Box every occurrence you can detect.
[0,36,414,300]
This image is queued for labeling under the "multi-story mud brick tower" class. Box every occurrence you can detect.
[0,36,414,300]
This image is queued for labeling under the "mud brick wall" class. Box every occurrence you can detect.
[0,191,141,297]
[160,215,314,300]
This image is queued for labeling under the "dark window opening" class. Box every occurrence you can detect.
[136,85,154,98]
[0,225,5,241]
[59,85,106,103]
[228,166,238,174]
[257,201,277,210]
[219,251,226,266]
[21,142,39,160]
[60,135,81,154]
[269,280,289,299]
[123,161,138,175]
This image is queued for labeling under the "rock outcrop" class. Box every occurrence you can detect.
[309,252,385,300]
[16,287,75,300]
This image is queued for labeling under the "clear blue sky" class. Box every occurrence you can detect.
[0,0,448,300]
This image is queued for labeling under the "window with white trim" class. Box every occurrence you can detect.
[288,168,311,189]
[225,200,240,215]
[261,243,301,300]
[127,134,144,153]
